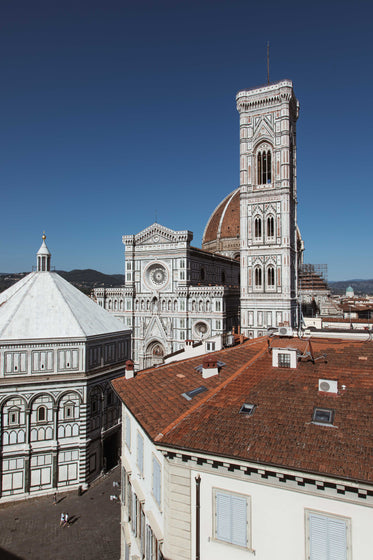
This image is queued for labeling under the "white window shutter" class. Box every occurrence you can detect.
[125,415,131,449]
[137,433,143,474]
[216,492,232,543]
[152,457,161,506]
[309,513,347,560]
[231,495,247,547]
[328,518,347,560]
[309,513,328,559]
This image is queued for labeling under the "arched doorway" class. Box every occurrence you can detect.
[144,340,165,368]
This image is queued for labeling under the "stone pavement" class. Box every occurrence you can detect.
[0,467,121,560]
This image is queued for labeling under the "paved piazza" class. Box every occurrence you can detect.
[0,467,121,560]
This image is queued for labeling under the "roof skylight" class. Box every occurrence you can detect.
[312,407,334,425]
[239,403,256,415]
[182,386,208,401]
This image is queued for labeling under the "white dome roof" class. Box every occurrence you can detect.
[0,271,126,340]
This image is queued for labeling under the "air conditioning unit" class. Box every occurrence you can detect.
[278,327,293,337]
[318,379,338,394]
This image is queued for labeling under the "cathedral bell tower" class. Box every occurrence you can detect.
[237,80,299,337]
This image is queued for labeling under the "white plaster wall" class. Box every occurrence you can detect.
[122,405,164,530]
[191,469,373,560]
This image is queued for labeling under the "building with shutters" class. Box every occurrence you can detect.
[0,236,131,502]
[112,334,373,560]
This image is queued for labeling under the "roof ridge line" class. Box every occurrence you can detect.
[49,273,87,336]
[154,340,268,442]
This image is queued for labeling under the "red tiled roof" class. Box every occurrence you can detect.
[112,337,373,484]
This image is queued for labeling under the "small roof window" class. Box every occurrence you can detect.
[182,386,207,401]
[239,403,256,415]
[312,407,334,425]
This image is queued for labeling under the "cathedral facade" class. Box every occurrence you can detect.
[94,223,240,370]
[95,79,303,364]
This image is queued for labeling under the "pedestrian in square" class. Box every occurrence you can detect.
[60,512,65,527]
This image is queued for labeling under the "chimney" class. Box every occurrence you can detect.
[202,356,219,379]
[125,360,135,379]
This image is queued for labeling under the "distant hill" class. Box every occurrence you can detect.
[0,269,124,295]
[1,270,372,296]
[329,279,373,296]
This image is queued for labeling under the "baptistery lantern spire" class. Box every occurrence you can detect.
[36,232,51,272]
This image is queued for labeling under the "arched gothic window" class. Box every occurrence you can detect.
[37,405,46,423]
[255,266,262,287]
[257,148,272,185]
[267,266,275,287]
[254,217,262,239]
[267,215,275,238]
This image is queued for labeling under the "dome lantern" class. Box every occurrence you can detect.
[36,233,51,272]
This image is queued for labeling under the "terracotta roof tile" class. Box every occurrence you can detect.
[112,337,373,484]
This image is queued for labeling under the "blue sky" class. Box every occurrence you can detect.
[1,0,372,281]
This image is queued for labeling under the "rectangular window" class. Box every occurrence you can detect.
[215,320,221,330]
[214,489,250,549]
[152,456,161,508]
[125,414,131,451]
[278,353,291,368]
[313,407,334,425]
[137,432,144,476]
[215,301,221,312]
[306,510,349,560]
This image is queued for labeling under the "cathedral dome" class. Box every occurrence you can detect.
[202,188,240,260]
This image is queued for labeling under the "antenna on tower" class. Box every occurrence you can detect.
[267,42,270,84]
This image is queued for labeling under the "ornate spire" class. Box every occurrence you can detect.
[36,232,51,272]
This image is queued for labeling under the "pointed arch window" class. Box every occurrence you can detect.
[267,215,275,238]
[257,149,272,185]
[254,266,262,287]
[254,217,262,239]
[37,405,47,423]
[267,266,275,287]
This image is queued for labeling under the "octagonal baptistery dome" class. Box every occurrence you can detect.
[0,235,129,346]
[202,188,240,260]
[0,236,131,501]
